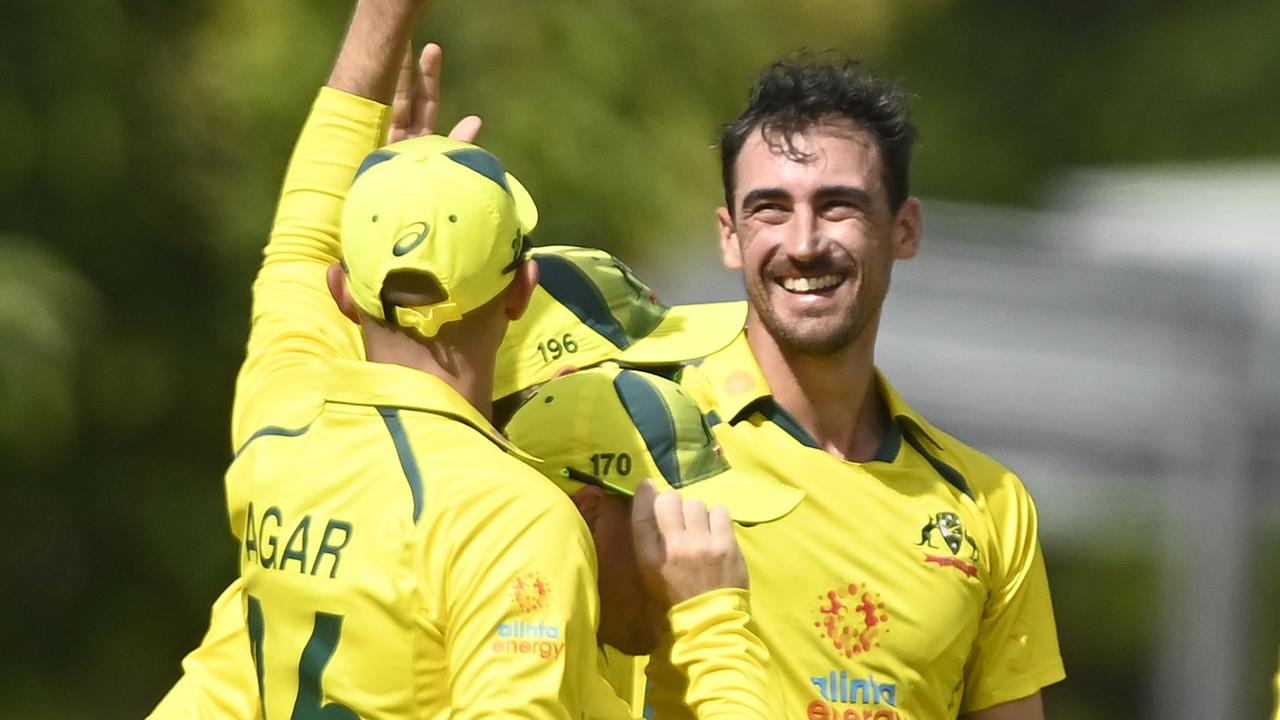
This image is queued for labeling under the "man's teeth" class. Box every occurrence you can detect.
[780,275,842,292]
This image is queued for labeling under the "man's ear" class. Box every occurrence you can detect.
[892,197,922,260]
[326,262,361,323]
[716,206,743,270]
[504,257,539,321]
[569,485,606,532]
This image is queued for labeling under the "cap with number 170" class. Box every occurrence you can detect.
[504,364,802,525]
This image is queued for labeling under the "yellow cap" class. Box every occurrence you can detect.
[505,365,802,525]
[341,135,538,338]
[493,245,746,399]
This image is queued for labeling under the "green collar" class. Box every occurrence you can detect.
[323,359,536,462]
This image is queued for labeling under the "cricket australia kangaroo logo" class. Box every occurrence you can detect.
[916,512,979,577]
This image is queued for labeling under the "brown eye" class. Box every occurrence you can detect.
[751,204,789,223]
[822,202,856,219]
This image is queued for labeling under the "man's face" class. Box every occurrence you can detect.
[590,493,666,655]
[717,122,920,356]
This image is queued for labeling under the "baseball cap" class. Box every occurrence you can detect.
[505,364,803,525]
[341,134,538,338]
[493,245,747,399]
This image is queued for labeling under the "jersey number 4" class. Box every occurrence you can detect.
[247,594,360,720]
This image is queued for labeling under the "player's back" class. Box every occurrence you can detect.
[225,359,600,719]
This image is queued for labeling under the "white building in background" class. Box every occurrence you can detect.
[650,162,1280,720]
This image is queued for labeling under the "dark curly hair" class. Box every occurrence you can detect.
[719,53,917,213]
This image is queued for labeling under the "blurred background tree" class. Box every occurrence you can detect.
[2,0,1277,717]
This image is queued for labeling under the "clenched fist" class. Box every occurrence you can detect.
[630,480,749,606]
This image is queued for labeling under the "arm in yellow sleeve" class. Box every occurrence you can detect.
[960,473,1065,714]
[642,632,694,720]
[156,87,388,720]
[146,580,259,720]
[231,0,424,450]
[230,87,387,451]
[666,587,785,719]
[597,646,648,719]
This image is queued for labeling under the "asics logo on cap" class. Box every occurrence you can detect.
[392,222,431,257]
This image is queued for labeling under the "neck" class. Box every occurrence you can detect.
[363,325,497,421]
[745,313,887,462]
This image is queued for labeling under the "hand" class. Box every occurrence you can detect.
[388,43,482,144]
[630,480,749,606]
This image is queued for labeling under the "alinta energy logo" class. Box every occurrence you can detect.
[511,571,551,614]
[813,581,890,659]
[915,512,979,578]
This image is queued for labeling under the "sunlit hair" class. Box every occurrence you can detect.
[719,52,918,213]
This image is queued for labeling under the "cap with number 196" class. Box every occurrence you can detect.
[493,246,746,400]
[504,364,802,525]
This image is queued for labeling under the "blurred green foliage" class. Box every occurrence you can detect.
[2,1,1278,718]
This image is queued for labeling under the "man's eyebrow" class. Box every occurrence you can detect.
[813,185,875,208]
[741,185,877,211]
[740,187,791,209]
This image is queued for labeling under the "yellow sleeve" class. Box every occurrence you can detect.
[230,86,386,452]
[146,580,259,720]
[598,646,647,719]
[960,473,1066,713]
[666,588,784,720]
[643,632,694,720]
[154,87,387,719]
[581,673,643,720]
[437,478,605,719]
[1272,649,1280,720]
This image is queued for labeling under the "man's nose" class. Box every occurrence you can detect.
[783,206,822,262]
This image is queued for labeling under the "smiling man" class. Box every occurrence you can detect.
[643,56,1067,720]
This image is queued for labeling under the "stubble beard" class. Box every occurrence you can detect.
[747,275,885,358]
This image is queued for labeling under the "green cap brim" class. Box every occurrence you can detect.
[650,465,803,525]
[614,301,747,365]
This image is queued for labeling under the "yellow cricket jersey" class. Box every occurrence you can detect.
[152,581,769,720]
[209,81,606,718]
[233,360,607,719]
[234,357,615,720]
[644,332,1066,720]
[149,87,785,720]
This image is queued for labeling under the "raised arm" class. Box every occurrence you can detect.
[229,0,430,450]
[327,0,424,100]
[152,3,433,717]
